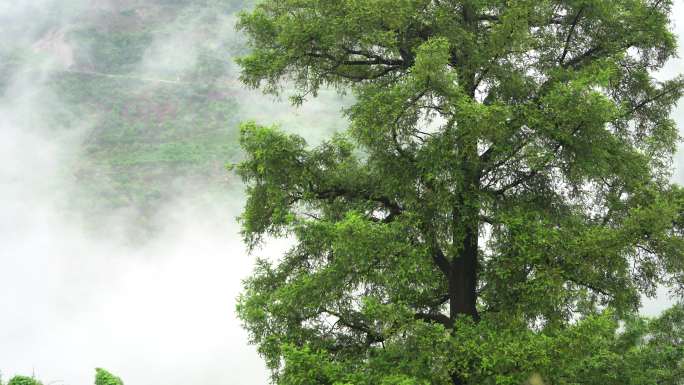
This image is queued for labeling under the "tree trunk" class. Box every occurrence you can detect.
[447,251,478,382]
[448,224,479,385]
[448,221,479,321]
[450,4,480,384]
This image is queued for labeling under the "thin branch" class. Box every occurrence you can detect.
[313,187,402,216]
[479,214,495,225]
[620,83,683,119]
[559,7,585,65]
[562,274,611,297]
[562,45,604,68]
[321,307,384,343]
[415,312,453,328]
[432,246,451,278]
[307,50,404,67]
[492,124,581,196]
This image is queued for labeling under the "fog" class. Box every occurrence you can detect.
[0,1,345,384]
[0,1,682,384]
[641,0,684,316]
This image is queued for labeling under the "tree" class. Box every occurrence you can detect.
[6,377,41,385]
[233,1,684,384]
[94,368,124,385]
[0,369,123,385]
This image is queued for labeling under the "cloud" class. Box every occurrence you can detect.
[0,62,271,384]
[0,0,352,383]
[0,2,273,384]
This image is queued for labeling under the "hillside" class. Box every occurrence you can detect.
[0,0,346,239]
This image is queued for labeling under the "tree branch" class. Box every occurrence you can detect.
[562,274,611,297]
[415,312,453,328]
[321,307,384,343]
[559,7,585,65]
[491,123,581,196]
[432,246,451,278]
[308,50,404,67]
[313,187,402,217]
[620,83,683,119]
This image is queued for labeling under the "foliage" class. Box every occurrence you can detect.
[234,0,684,384]
[261,308,684,385]
[0,0,349,239]
[0,0,249,235]
[72,28,154,74]
[1,369,124,385]
[94,368,124,385]
[6,377,42,385]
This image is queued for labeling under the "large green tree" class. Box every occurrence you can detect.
[233,1,684,384]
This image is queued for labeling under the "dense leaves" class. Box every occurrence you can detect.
[95,368,124,385]
[6,376,42,385]
[235,0,684,384]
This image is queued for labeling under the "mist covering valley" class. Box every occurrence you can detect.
[0,1,348,384]
[1,0,684,384]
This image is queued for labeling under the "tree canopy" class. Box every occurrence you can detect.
[233,1,684,384]
[94,369,124,385]
[6,376,42,385]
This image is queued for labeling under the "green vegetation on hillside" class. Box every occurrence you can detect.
[0,0,348,240]
[63,1,248,219]
[1,0,254,236]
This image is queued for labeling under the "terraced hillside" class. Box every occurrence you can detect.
[0,0,347,239]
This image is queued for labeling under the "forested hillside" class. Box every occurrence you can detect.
[0,0,345,239]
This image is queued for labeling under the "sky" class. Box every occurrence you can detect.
[641,0,684,315]
[0,2,684,384]
[0,2,308,384]
[0,20,272,385]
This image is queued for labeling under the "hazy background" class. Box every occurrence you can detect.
[0,1,681,384]
[0,1,346,384]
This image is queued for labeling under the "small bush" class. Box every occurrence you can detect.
[7,376,42,385]
[94,369,123,385]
